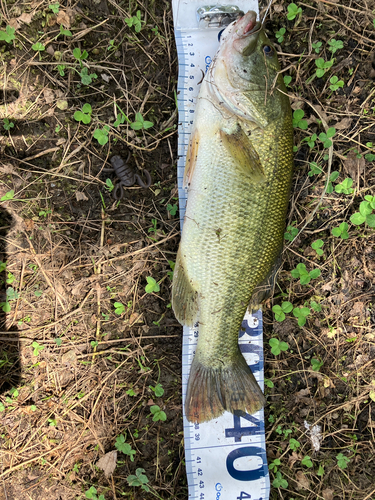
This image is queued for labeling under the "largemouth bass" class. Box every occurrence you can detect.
[172,11,294,423]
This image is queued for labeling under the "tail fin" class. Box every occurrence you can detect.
[185,352,265,423]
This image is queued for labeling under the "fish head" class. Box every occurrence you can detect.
[212,11,289,127]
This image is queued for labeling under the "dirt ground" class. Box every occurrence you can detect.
[0,0,375,499]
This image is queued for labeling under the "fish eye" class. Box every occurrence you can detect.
[263,45,273,56]
[218,29,225,42]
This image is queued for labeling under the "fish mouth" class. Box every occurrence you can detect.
[237,11,261,38]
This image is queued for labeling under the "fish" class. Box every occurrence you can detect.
[172,11,294,423]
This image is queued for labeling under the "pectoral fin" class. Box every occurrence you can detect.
[219,123,265,183]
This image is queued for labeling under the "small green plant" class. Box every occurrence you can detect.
[0,190,14,201]
[149,383,164,397]
[303,133,317,149]
[0,26,16,43]
[326,170,340,193]
[329,76,344,92]
[85,486,105,500]
[284,224,298,241]
[127,468,150,492]
[315,58,334,78]
[93,126,110,146]
[130,112,153,130]
[301,455,313,468]
[275,28,286,43]
[31,341,44,356]
[365,153,375,161]
[57,24,72,37]
[115,434,136,461]
[3,118,14,131]
[49,2,60,14]
[335,178,354,195]
[73,47,88,66]
[150,405,166,422]
[167,260,175,280]
[319,127,336,148]
[332,221,349,239]
[6,287,19,301]
[32,42,45,52]
[287,3,302,21]
[289,438,300,451]
[74,103,92,124]
[312,41,322,53]
[291,263,321,285]
[269,338,289,356]
[311,357,323,371]
[269,458,281,472]
[272,301,293,322]
[308,162,323,176]
[310,300,322,312]
[328,39,343,54]
[292,109,308,130]
[350,196,375,227]
[145,277,160,294]
[272,471,288,488]
[167,203,178,216]
[283,75,292,87]
[265,378,274,388]
[293,306,311,327]
[105,178,114,192]
[57,64,66,76]
[336,453,350,469]
[78,67,98,85]
[114,302,125,315]
[311,239,324,256]
[125,10,144,33]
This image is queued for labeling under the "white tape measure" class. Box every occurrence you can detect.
[172,2,270,499]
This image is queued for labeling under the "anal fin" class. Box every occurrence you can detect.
[172,249,198,327]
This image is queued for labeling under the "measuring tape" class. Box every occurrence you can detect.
[172,2,270,499]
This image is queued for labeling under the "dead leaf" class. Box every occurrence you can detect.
[343,151,365,181]
[335,117,352,130]
[46,45,55,56]
[61,349,77,367]
[273,4,283,12]
[322,488,334,500]
[56,138,66,146]
[101,73,111,83]
[56,10,71,28]
[288,451,300,468]
[44,88,54,104]
[291,101,304,111]
[96,451,117,478]
[8,18,20,29]
[24,219,35,231]
[295,470,310,490]
[56,99,68,110]
[75,191,88,202]
[18,12,33,24]
[129,312,143,326]
[71,279,88,296]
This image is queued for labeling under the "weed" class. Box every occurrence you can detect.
[74,103,92,124]
[291,263,321,285]
[292,109,308,130]
[265,378,274,388]
[167,203,178,216]
[303,133,317,149]
[284,224,298,241]
[315,58,334,78]
[125,10,144,33]
[49,3,60,14]
[328,39,344,54]
[145,277,160,294]
[283,75,292,87]
[31,341,44,356]
[301,455,313,468]
[269,338,289,356]
[32,42,45,52]
[78,67,98,85]
[150,405,166,422]
[287,3,302,21]
[6,287,19,301]
[275,28,286,43]
[167,260,175,280]
[289,438,300,451]
[149,383,164,397]
[329,75,344,91]
[365,153,375,161]
[114,302,125,315]
[272,301,293,322]
[311,239,324,256]
[0,26,16,43]
[130,112,153,130]
[272,471,288,488]
[317,464,324,476]
[85,486,105,500]
[57,64,65,76]
[326,171,340,193]
[293,306,310,327]
[319,127,336,148]
[335,178,354,194]
[115,434,136,461]
[269,458,281,472]
[127,468,150,491]
[332,221,349,239]
[310,300,322,312]
[3,118,14,131]
[73,47,88,66]
[311,358,323,371]
[105,179,114,192]
[350,196,375,227]
[312,41,322,53]
[93,126,110,146]
[336,453,350,469]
